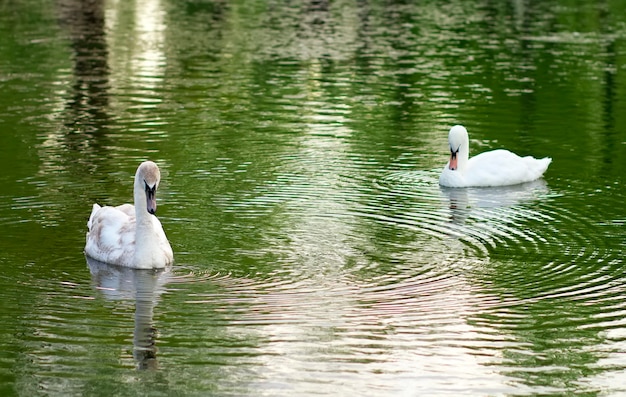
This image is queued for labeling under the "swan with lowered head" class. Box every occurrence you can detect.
[85,161,173,269]
[439,125,551,188]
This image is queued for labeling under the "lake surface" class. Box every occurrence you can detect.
[0,0,625,395]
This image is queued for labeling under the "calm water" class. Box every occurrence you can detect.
[0,0,625,395]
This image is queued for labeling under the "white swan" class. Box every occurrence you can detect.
[439,125,551,188]
[85,161,173,269]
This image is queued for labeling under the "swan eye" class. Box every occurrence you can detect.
[144,180,156,196]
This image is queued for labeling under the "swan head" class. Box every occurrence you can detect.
[135,161,161,215]
[447,125,469,171]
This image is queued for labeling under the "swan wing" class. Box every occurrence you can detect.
[85,204,136,266]
[116,203,135,217]
[150,215,174,265]
[465,150,551,187]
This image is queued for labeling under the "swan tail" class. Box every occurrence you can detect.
[87,203,102,230]
[536,157,552,175]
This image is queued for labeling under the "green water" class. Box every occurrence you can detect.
[0,0,625,395]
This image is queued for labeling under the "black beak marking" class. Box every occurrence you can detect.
[145,180,157,215]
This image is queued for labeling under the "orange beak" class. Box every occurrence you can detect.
[449,152,458,170]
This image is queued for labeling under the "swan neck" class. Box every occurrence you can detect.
[448,126,471,173]
[134,179,150,222]
[133,179,157,267]
[457,145,469,171]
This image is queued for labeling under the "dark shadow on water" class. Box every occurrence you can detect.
[58,0,110,128]
[86,257,171,370]
[56,0,112,171]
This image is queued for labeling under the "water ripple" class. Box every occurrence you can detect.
[173,172,626,355]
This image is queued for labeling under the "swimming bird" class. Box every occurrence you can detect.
[439,125,551,188]
[85,161,173,269]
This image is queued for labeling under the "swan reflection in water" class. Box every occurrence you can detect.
[441,178,549,225]
[86,256,171,370]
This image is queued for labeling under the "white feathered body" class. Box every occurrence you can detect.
[86,203,173,269]
[440,149,552,188]
[85,161,174,269]
[439,125,551,188]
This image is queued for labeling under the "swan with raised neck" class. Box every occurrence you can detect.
[85,161,173,269]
